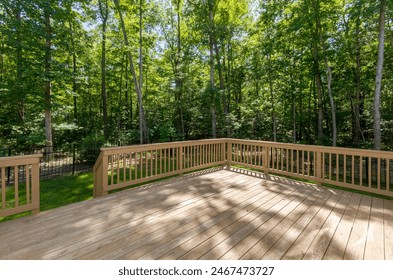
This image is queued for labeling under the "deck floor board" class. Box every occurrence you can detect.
[0,168,392,260]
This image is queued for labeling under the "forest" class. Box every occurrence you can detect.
[0,0,392,153]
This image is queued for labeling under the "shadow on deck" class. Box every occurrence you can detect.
[0,167,392,260]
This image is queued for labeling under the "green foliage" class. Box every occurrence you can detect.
[0,0,392,151]
[80,134,105,164]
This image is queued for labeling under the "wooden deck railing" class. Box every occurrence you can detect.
[228,139,393,198]
[93,138,393,198]
[0,154,42,217]
[93,139,226,197]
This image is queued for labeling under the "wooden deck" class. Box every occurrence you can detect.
[1,167,392,260]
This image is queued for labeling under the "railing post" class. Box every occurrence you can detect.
[315,151,323,187]
[102,153,108,196]
[93,161,103,197]
[93,151,108,197]
[31,160,40,214]
[264,145,270,178]
[225,139,231,167]
[179,146,183,176]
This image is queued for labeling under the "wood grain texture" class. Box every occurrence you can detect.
[0,168,392,260]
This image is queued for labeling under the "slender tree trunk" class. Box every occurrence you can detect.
[125,56,133,130]
[373,0,386,150]
[353,0,363,146]
[214,39,230,137]
[290,54,296,143]
[310,0,324,143]
[113,0,148,143]
[14,1,24,121]
[208,0,216,138]
[317,16,337,146]
[314,50,323,143]
[139,0,143,136]
[174,0,184,135]
[98,0,109,140]
[118,56,124,131]
[226,33,233,129]
[69,20,78,125]
[267,53,276,142]
[44,0,53,154]
[0,42,3,84]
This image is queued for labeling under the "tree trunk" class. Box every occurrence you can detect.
[208,0,216,138]
[99,0,109,141]
[117,56,124,131]
[373,0,386,150]
[267,53,277,142]
[290,54,296,143]
[174,0,184,136]
[139,0,143,140]
[313,62,323,142]
[353,0,363,146]
[69,20,78,125]
[311,0,323,143]
[0,42,3,84]
[113,0,148,144]
[15,1,24,122]
[44,0,53,155]
[317,8,337,146]
[214,39,231,137]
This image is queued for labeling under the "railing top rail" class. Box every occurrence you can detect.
[93,152,104,172]
[228,138,393,159]
[99,138,227,155]
[0,154,43,168]
[95,137,393,159]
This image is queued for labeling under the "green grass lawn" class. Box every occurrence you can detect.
[0,160,219,223]
[0,172,94,223]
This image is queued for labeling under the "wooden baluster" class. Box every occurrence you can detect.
[368,157,372,188]
[387,159,390,191]
[377,158,381,190]
[336,153,339,182]
[351,155,355,185]
[110,155,114,185]
[129,152,133,180]
[344,154,347,183]
[31,161,40,214]
[360,156,363,187]
[2,167,5,210]
[14,166,19,208]
[26,165,30,204]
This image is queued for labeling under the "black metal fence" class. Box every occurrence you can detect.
[0,144,101,183]
[0,135,202,184]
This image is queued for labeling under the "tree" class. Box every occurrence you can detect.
[113,0,148,144]
[44,0,53,153]
[373,0,386,150]
[98,0,109,140]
